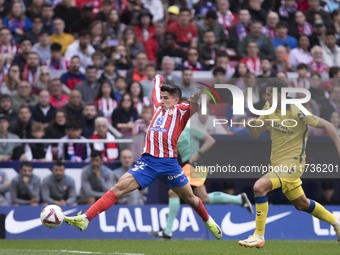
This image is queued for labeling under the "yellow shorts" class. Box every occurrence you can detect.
[182,164,208,187]
[266,161,305,201]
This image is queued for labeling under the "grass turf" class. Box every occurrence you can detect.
[0,240,339,255]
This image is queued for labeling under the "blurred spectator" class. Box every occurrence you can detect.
[156,32,184,70]
[248,0,267,24]
[167,7,198,50]
[10,105,34,139]
[140,63,156,98]
[96,0,115,22]
[127,81,151,115]
[98,60,120,87]
[31,89,56,127]
[259,58,276,78]
[190,109,228,135]
[161,56,181,85]
[16,122,52,161]
[0,113,19,161]
[305,0,332,27]
[309,72,328,105]
[240,41,262,76]
[46,43,69,72]
[333,9,340,41]
[41,3,54,35]
[228,9,251,50]
[32,31,51,64]
[121,26,145,60]
[317,181,338,204]
[291,63,310,89]
[63,89,84,124]
[89,20,106,51]
[143,0,164,23]
[72,3,96,34]
[237,20,274,60]
[111,93,139,137]
[197,10,227,49]
[232,62,249,89]
[58,121,91,162]
[0,64,21,96]
[11,81,39,114]
[292,11,313,38]
[26,0,44,19]
[321,30,340,68]
[75,65,99,103]
[320,85,340,120]
[113,77,128,102]
[81,103,99,138]
[120,0,143,26]
[53,0,81,33]
[273,45,290,73]
[79,150,113,205]
[309,19,327,48]
[50,18,75,55]
[10,161,40,206]
[105,9,126,46]
[216,0,238,34]
[278,0,298,27]
[3,2,32,44]
[91,117,119,162]
[289,34,312,70]
[213,66,228,84]
[183,47,203,71]
[272,21,298,49]
[0,54,8,85]
[145,20,166,62]
[0,169,10,205]
[263,11,279,38]
[12,38,33,71]
[126,51,148,84]
[133,105,152,135]
[135,9,155,48]
[199,30,219,70]
[329,111,340,136]
[111,44,133,70]
[0,0,10,18]
[215,51,235,79]
[165,5,180,26]
[113,149,148,204]
[0,27,18,66]
[95,81,118,123]
[22,52,41,86]
[60,56,86,90]
[42,160,77,206]
[65,30,95,71]
[0,94,17,122]
[49,78,69,108]
[26,16,43,44]
[44,108,67,154]
[310,45,329,75]
[179,68,194,98]
[34,66,51,92]
[91,51,105,71]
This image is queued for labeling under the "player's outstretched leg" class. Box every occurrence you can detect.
[64,173,139,231]
[173,184,222,240]
[207,191,253,214]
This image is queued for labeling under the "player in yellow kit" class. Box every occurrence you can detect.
[238,79,340,248]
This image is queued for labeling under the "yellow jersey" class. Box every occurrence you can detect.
[259,103,320,166]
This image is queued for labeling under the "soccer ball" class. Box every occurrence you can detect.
[40,205,64,228]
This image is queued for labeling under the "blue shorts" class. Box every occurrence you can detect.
[128,154,189,189]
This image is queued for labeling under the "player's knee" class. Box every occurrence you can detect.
[253,182,266,196]
[294,200,310,211]
[168,189,177,197]
[111,183,124,198]
[199,194,209,204]
[182,194,197,207]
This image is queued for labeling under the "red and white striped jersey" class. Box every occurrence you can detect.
[142,74,191,158]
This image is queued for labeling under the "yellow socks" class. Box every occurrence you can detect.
[305,199,336,225]
[254,196,268,237]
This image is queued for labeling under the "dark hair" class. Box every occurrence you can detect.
[297,63,308,70]
[79,30,90,37]
[95,80,116,101]
[71,55,81,61]
[0,94,11,100]
[50,42,62,52]
[20,161,33,169]
[85,65,97,72]
[276,21,288,29]
[160,84,182,99]
[91,150,103,159]
[266,78,288,93]
[118,93,134,111]
[329,66,340,78]
[325,30,336,37]
[205,10,217,20]
[180,7,191,14]
[213,66,226,76]
[66,121,81,130]
[127,81,144,101]
[216,51,229,59]
[53,160,64,167]
[104,60,115,68]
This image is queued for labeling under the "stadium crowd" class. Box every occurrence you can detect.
[0,0,339,205]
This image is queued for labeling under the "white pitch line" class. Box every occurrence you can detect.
[0,249,146,255]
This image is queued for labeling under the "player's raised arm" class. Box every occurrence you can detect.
[152,74,163,109]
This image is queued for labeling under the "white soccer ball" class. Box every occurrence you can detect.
[40,205,64,228]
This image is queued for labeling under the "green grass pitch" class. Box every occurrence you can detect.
[0,240,339,255]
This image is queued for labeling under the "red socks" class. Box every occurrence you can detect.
[193,197,209,221]
[85,190,118,221]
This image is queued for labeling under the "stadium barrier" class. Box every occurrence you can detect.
[1,204,339,240]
